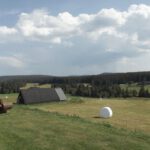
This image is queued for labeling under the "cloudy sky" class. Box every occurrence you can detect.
[1,0,150,76]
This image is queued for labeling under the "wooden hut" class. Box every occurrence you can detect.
[17,87,66,104]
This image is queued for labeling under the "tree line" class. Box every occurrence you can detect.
[53,83,150,98]
[0,72,150,98]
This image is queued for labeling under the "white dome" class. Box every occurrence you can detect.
[100,107,113,118]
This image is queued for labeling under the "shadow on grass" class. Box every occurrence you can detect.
[93,116,100,119]
[93,116,111,120]
[93,116,105,119]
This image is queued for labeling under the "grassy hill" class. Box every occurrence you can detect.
[0,94,150,149]
[0,105,150,150]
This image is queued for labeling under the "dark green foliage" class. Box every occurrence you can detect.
[138,86,150,97]
[0,81,25,94]
[0,72,150,98]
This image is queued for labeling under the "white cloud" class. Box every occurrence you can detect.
[0,26,17,35]
[0,26,19,43]
[16,9,80,43]
[1,4,150,75]
[1,4,150,47]
[0,56,24,68]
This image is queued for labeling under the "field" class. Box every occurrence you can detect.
[0,93,150,150]
[28,97,150,133]
[20,83,51,89]
[120,83,150,92]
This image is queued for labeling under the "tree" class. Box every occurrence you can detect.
[138,86,145,97]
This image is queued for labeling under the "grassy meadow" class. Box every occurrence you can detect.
[120,83,150,92]
[20,83,51,89]
[0,93,150,150]
[28,97,150,133]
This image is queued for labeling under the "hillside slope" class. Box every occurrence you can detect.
[0,106,150,150]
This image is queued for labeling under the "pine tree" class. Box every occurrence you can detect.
[138,86,145,97]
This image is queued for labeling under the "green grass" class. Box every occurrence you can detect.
[1,94,150,132]
[0,93,150,149]
[0,106,150,150]
[0,93,17,103]
[67,96,84,103]
[28,96,150,133]
[20,83,51,89]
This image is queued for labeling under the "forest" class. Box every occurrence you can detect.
[0,71,150,98]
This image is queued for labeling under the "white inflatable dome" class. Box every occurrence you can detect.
[100,107,113,118]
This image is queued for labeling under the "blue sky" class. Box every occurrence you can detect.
[0,0,150,75]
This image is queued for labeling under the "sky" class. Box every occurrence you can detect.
[1,0,150,76]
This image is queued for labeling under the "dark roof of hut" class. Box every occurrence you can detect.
[17,87,66,104]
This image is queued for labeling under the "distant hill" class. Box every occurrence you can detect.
[0,71,150,84]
